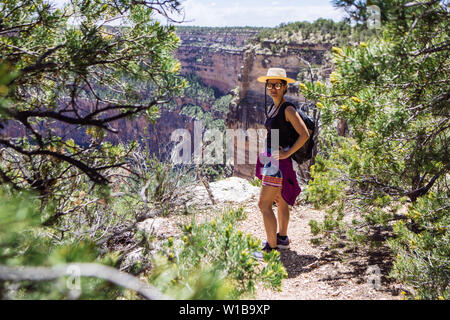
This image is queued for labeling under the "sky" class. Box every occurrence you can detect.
[176,0,346,27]
[52,0,346,27]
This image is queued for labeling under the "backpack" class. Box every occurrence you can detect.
[284,103,316,165]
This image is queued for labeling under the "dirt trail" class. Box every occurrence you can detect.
[143,177,404,300]
[236,197,402,300]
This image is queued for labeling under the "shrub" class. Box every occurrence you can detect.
[0,186,122,300]
[388,193,449,300]
[149,207,288,299]
[302,1,449,299]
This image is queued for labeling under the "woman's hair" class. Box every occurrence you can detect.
[281,80,287,95]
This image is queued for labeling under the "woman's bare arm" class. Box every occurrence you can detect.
[283,106,310,157]
[270,105,310,160]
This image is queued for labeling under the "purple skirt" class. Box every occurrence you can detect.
[255,152,301,206]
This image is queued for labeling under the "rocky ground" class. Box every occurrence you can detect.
[137,177,406,300]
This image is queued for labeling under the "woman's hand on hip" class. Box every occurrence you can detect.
[271,147,290,160]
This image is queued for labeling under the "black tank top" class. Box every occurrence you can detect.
[265,101,298,150]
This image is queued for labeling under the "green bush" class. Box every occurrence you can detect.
[388,193,449,300]
[149,207,288,299]
[302,1,449,299]
[0,186,122,300]
[249,177,262,187]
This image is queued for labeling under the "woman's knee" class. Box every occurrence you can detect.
[257,198,267,211]
[274,196,288,207]
[258,185,279,211]
[273,194,284,205]
[258,198,272,212]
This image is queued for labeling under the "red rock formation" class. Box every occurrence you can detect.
[2,28,332,177]
[226,42,332,178]
[175,28,265,94]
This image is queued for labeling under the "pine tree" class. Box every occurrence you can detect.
[303,0,449,299]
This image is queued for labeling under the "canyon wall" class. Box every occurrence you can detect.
[174,29,333,179]
[227,44,332,178]
[175,28,260,94]
[2,28,332,179]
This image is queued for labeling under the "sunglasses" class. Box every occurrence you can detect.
[266,83,284,90]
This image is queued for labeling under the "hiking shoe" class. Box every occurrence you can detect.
[252,241,278,261]
[277,233,290,249]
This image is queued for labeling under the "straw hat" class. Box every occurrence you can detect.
[257,67,296,83]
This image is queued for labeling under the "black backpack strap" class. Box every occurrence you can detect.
[283,101,315,132]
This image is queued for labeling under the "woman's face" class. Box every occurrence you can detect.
[266,79,286,100]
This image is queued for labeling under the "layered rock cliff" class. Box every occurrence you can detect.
[225,43,332,178]
[175,28,260,94]
[173,27,334,179]
[2,26,333,178]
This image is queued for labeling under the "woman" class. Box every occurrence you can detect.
[254,68,310,258]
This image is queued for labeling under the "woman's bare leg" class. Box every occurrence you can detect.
[258,185,282,248]
[275,194,290,237]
